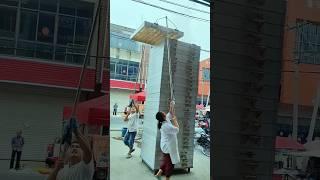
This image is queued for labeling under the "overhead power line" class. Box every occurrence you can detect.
[131,0,210,23]
[159,0,210,14]
[189,0,211,7]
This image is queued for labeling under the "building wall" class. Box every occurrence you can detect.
[110,88,133,113]
[0,83,74,160]
[0,0,109,92]
[110,24,145,111]
[0,0,99,66]
[0,0,108,161]
[110,24,141,82]
[281,0,320,106]
[198,58,210,104]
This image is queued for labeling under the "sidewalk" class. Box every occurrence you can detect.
[110,131,210,180]
[110,114,126,131]
[0,160,46,180]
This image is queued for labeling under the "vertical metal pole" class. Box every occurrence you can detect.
[292,62,299,141]
[206,88,210,107]
[96,0,108,85]
[201,76,204,105]
[14,0,21,56]
[139,46,144,91]
[307,84,320,142]
[292,21,304,141]
[71,0,101,117]
[53,0,60,60]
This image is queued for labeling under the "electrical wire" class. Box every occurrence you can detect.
[213,0,284,15]
[159,0,210,14]
[212,7,318,31]
[155,16,178,30]
[2,45,319,70]
[6,45,320,73]
[189,0,210,7]
[212,46,320,64]
[131,0,210,22]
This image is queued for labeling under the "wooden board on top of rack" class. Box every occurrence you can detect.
[130,21,184,45]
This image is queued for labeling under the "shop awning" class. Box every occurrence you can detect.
[63,95,108,126]
[129,91,146,101]
[275,136,305,151]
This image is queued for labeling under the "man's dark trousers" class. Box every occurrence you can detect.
[10,150,22,169]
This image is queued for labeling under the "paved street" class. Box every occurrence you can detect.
[0,160,47,180]
[0,116,210,180]
[110,131,210,180]
[110,114,126,130]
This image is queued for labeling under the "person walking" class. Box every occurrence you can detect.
[113,103,118,116]
[47,119,94,180]
[123,101,139,158]
[10,130,24,170]
[155,101,180,180]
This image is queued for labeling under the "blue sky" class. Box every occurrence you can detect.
[110,0,210,60]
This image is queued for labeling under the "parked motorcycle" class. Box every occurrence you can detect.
[197,132,210,157]
[194,119,210,157]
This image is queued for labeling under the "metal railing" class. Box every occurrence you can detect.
[0,43,108,67]
[110,73,138,82]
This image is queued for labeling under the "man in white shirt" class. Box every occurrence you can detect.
[123,100,140,158]
[47,124,94,180]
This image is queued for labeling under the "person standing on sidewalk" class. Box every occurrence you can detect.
[47,119,94,180]
[123,100,139,158]
[155,101,180,180]
[10,130,24,170]
[113,103,118,116]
